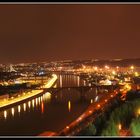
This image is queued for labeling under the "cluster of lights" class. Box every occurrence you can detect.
[130,66,134,70]
[77,65,138,74]
[105,99,107,103]
[105,65,110,69]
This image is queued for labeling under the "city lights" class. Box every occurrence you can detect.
[66,126,69,129]
[105,65,110,69]
[134,72,139,77]
[0,62,139,136]
[116,66,119,69]
[0,3,140,137]
[94,66,98,71]
[130,66,134,70]
[112,70,116,75]
[89,110,92,114]
[110,95,113,98]
[105,99,107,103]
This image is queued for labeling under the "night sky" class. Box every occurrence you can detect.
[0,4,140,64]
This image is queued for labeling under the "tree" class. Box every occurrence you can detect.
[130,117,140,136]
[101,121,118,136]
[80,123,96,136]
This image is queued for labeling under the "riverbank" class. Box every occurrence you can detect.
[77,90,140,136]
[57,89,120,136]
[0,74,57,110]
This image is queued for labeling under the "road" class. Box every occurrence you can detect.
[0,74,57,110]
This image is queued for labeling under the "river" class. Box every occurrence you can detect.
[0,74,98,136]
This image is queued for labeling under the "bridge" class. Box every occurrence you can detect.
[29,84,120,102]
[34,84,120,94]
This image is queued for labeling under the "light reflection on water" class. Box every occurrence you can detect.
[23,103,26,112]
[2,92,52,121]
[41,96,43,102]
[32,99,35,108]
[18,105,21,113]
[41,102,44,114]
[36,98,38,106]
[28,101,31,109]
[4,110,7,119]
[3,80,88,118]
[38,97,40,104]
[60,75,62,88]
[68,100,71,112]
[11,108,14,117]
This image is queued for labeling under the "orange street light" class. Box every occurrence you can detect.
[111,95,113,98]
[112,70,116,75]
[89,110,92,114]
[105,65,110,69]
[105,99,107,103]
[66,126,69,129]
[116,66,119,69]
[130,66,134,71]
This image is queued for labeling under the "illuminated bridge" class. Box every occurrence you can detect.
[32,84,121,96]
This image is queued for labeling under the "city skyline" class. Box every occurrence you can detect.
[0,3,140,137]
[0,4,140,63]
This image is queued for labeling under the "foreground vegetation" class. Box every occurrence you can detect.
[78,90,140,136]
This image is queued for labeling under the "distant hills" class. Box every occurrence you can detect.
[5,58,140,68]
[70,58,140,67]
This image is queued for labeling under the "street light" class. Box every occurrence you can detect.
[111,95,113,98]
[130,66,134,70]
[134,72,139,77]
[105,99,107,103]
[105,65,110,70]
[116,66,119,69]
[89,110,92,114]
[99,68,103,71]
[130,66,134,73]
[66,126,69,129]
[94,66,98,71]
[112,70,116,75]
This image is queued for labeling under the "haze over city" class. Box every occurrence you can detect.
[0,4,140,63]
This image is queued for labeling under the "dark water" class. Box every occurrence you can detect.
[0,74,98,136]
